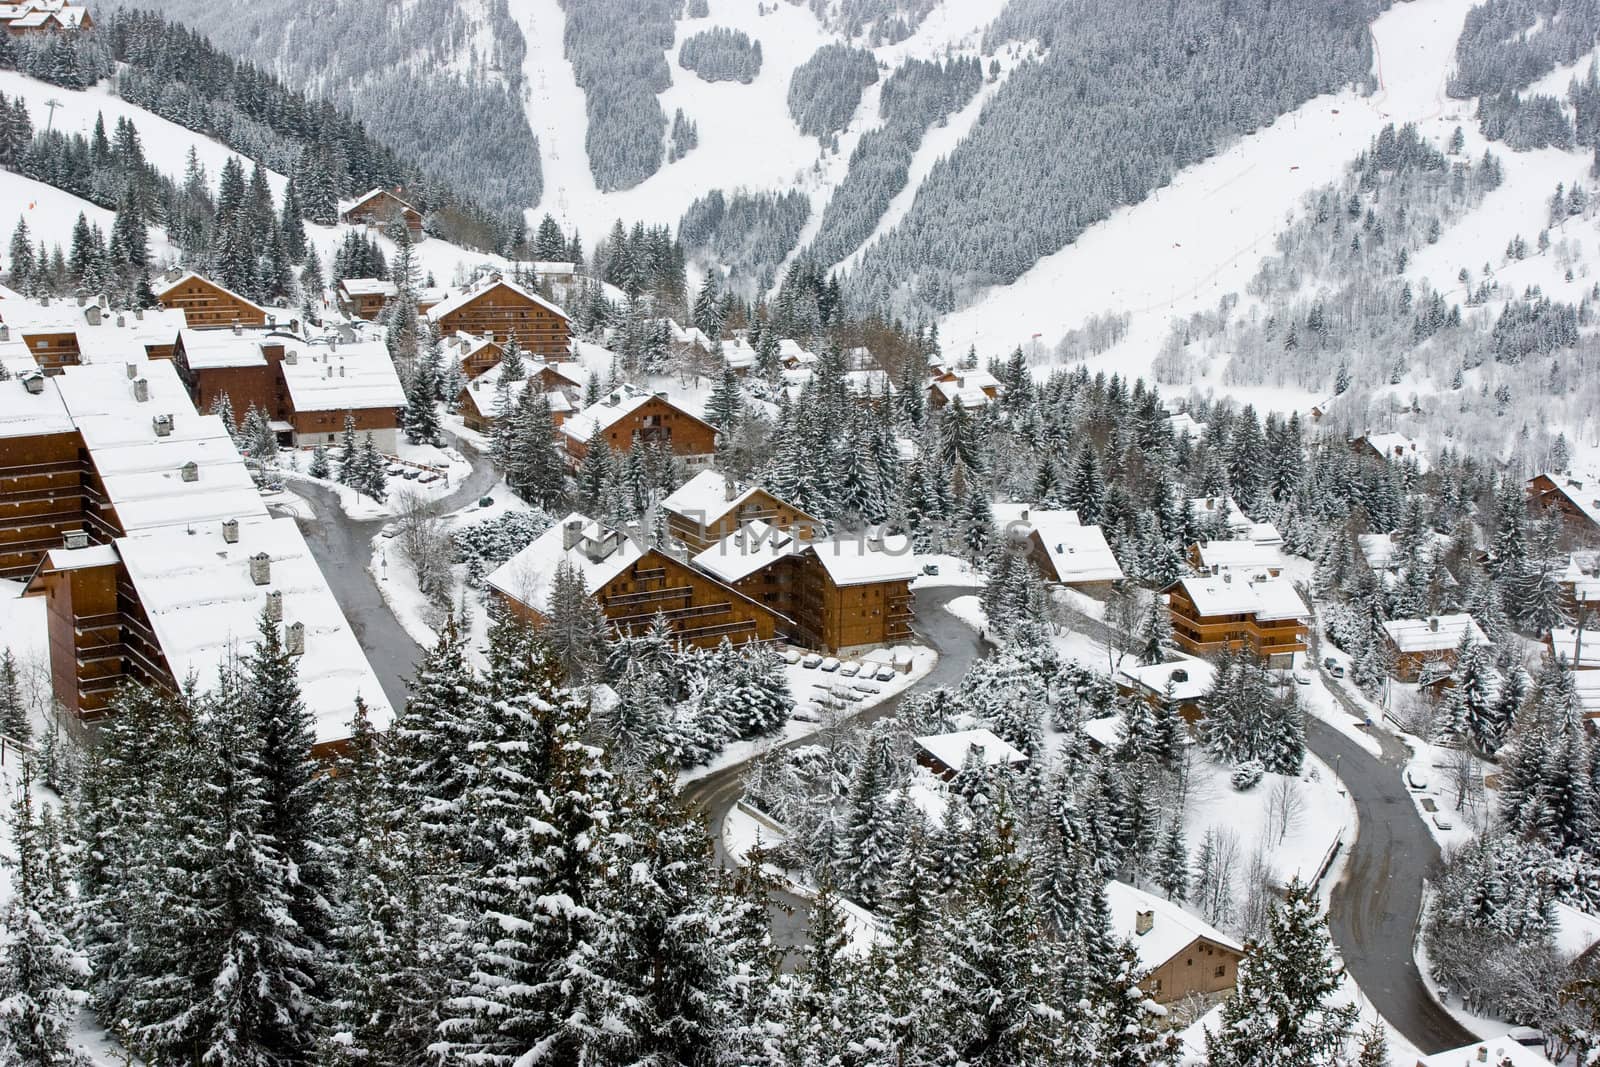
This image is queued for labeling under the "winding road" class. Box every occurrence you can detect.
[293,474,1470,1051]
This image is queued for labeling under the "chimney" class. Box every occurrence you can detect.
[604,392,619,406]
[98,292,108,308]
[133,377,150,402]
[133,308,143,321]
[725,478,739,502]
[115,314,125,328]
[63,529,89,551]
[0,325,8,340]
[125,362,139,379]
[1135,910,1154,936]
[233,323,243,336]
[1222,572,1233,584]
[222,518,239,544]
[39,295,49,307]
[180,461,199,483]
[85,305,101,326]
[265,589,283,622]
[152,413,173,437]
[1475,1049,1487,1064]
[1021,507,1030,521]
[249,552,271,586]
[77,294,87,307]
[338,364,345,378]
[285,350,298,365]
[563,519,585,551]
[285,620,305,656]
[1429,616,1440,632]
[22,372,44,395]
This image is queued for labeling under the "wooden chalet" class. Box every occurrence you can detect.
[425,275,571,359]
[692,525,916,653]
[1547,627,1600,670]
[1351,432,1429,472]
[0,372,82,582]
[1106,881,1243,1005]
[561,384,718,468]
[1116,655,1217,724]
[1165,573,1309,666]
[1187,539,1282,578]
[1,0,92,34]
[337,278,398,320]
[448,331,507,380]
[1529,473,1600,542]
[485,514,789,650]
[0,298,183,373]
[1007,508,1124,595]
[1380,614,1489,683]
[340,188,424,238]
[155,272,269,329]
[457,359,580,435]
[927,367,1002,411]
[661,470,820,552]
[914,728,1027,779]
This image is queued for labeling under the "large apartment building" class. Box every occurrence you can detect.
[1165,573,1309,666]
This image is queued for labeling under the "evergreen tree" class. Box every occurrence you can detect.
[0,648,29,742]
[1207,880,1357,1067]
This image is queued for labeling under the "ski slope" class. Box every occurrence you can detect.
[937,0,1481,384]
[510,0,1005,243]
[0,70,289,198]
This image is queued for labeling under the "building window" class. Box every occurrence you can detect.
[1185,959,1193,967]
[1215,964,1226,978]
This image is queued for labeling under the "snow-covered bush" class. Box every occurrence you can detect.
[453,509,552,587]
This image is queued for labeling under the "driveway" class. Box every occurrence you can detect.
[285,439,499,711]
[681,584,988,954]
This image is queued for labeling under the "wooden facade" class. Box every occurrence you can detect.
[1166,583,1308,665]
[0,429,85,581]
[428,279,571,359]
[1529,473,1600,541]
[341,189,424,238]
[1142,934,1242,1004]
[494,544,788,650]
[156,274,268,329]
[794,549,914,653]
[454,334,506,380]
[564,393,718,466]
[665,486,819,552]
[18,328,80,373]
[337,280,395,320]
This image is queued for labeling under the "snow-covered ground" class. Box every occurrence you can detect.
[0,168,180,264]
[509,0,1006,249]
[939,0,1480,399]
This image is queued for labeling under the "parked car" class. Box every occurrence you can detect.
[1432,813,1454,831]
[1506,1027,1545,1049]
[875,666,898,682]
[801,654,823,669]
[1293,670,1311,685]
[819,657,841,673]
[379,523,399,540]
[478,496,494,508]
[783,649,802,666]
[921,563,940,576]
[1405,768,1430,790]
[838,662,860,677]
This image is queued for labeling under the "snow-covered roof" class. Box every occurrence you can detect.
[1192,540,1278,573]
[56,362,268,535]
[45,544,119,571]
[177,327,275,370]
[843,369,895,396]
[805,536,918,587]
[1575,670,1600,718]
[1416,1042,1553,1067]
[1081,715,1122,749]
[1537,474,1600,529]
[1357,431,1429,474]
[339,278,398,299]
[1021,514,1123,584]
[1382,615,1488,654]
[116,517,393,745]
[485,513,643,617]
[1547,628,1600,669]
[156,272,266,315]
[691,521,801,584]
[930,378,995,409]
[1166,412,1203,438]
[1560,556,1600,602]
[1246,521,1282,547]
[1176,574,1308,622]
[662,470,811,530]
[915,728,1027,771]
[560,384,711,445]
[424,275,567,325]
[1186,495,1252,533]
[339,187,420,216]
[1105,880,1242,974]
[0,373,72,439]
[279,341,404,413]
[1118,655,1217,702]
[72,309,189,363]
[1556,901,1600,960]
[462,365,573,421]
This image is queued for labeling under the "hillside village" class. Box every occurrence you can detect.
[0,2,1599,1067]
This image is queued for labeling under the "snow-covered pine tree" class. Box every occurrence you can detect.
[357,433,387,502]
[308,444,331,479]
[545,559,609,682]
[0,648,28,742]
[1155,818,1189,901]
[0,757,87,1066]
[403,339,442,444]
[1207,879,1357,1067]
[336,413,360,485]
[1091,942,1181,1067]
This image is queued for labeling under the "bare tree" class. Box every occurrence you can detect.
[392,488,455,606]
[1268,774,1304,844]
[1448,745,1484,815]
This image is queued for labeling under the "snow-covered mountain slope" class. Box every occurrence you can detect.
[937,0,1480,381]
[512,0,1005,242]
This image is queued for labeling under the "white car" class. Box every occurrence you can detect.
[783,649,802,666]
[838,662,860,677]
[1406,768,1430,790]
[875,666,897,682]
[1432,813,1454,831]
[1293,670,1311,685]
[801,654,823,669]
[819,657,841,673]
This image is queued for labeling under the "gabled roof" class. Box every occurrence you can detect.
[1356,431,1430,474]
[1533,473,1600,529]
[691,521,801,584]
[804,536,918,587]
[278,341,405,413]
[156,272,267,315]
[1174,574,1308,622]
[915,728,1027,771]
[1416,1041,1553,1067]
[0,373,72,439]
[1548,627,1600,669]
[1024,517,1123,584]
[661,470,815,531]
[1106,880,1242,974]
[1193,539,1277,573]
[1381,614,1488,654]
[1118,655,1217,702]
[424,276,568,325]
[338,278,399,299]
[116,517,393,746]
[485,513,642,617]
[560,384,716,445]
[340,187,421,217]
[176,327,275,370]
